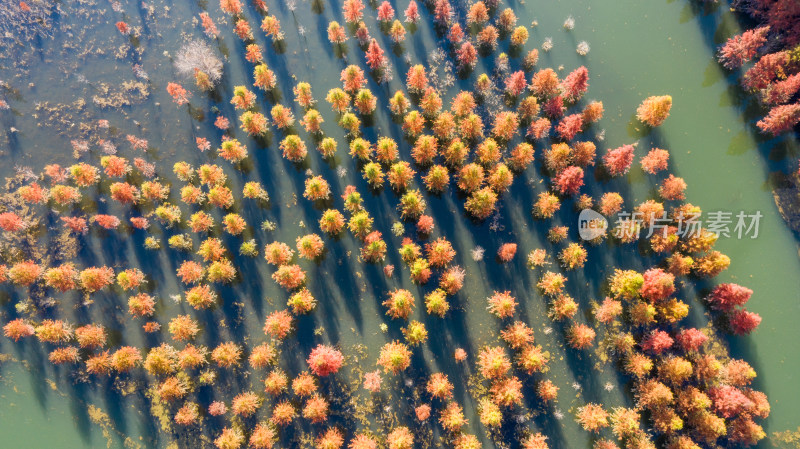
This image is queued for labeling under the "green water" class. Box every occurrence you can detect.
[0,0,798,447]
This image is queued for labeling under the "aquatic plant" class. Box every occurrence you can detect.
[528,117,552,139]
[639,148,670,175]
[173,402,200,426]
[449,93,474,120]
[509,25,529,47]
[270,104,295,129]
[476,346,511,379]
[433,0,452,25]
[286,288,316,314]
[401,320,427,346]
[361,231,387,262]
[383,289,415,320]
[342,0,364,23]
[531,68,559,98]
[640,268,675,302]
[594,298,622,325]
[246,342,277,369]
[316,427,344,449]
[409,135,436,166]
[269,401,295,427]
[339,112,361,135]
[544,96,565,118]
[0,2,775,446]
[110,346,142,372]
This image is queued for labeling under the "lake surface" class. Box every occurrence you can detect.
[0,0,798,447]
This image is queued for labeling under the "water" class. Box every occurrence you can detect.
[0,0,798,447]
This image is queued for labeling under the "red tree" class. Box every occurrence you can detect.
[742,51,790,91]
[343,0,365,23]
[747,0,800,45]
[709,385,754,418]
[641,330,673,355]
[404,1,420,23]
[561,66,589,103]
[756,103,800,134]
[3,319,35,341]
[0,212,24,232]
[448,23,464,43]
[167,82,190,105]
[433,0,452,25]
[377,1,394,22]
[640,268,675,302]
[365,39,386,70]
[603,144,635,176]
[61,217,89,234]
[307,344,344,376]
[543,95,565,118]
[718,26,770,69]
[676,328,708,352]
[456,42,477,70]
[556,114,583,141]
[730,309,762,335]
[708,283,753,311]
[553,166,584,195]
[504,71,527,97]
[497,244,517,263]
[762,72,800,105]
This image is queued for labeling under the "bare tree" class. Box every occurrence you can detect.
[174,40,223,85]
